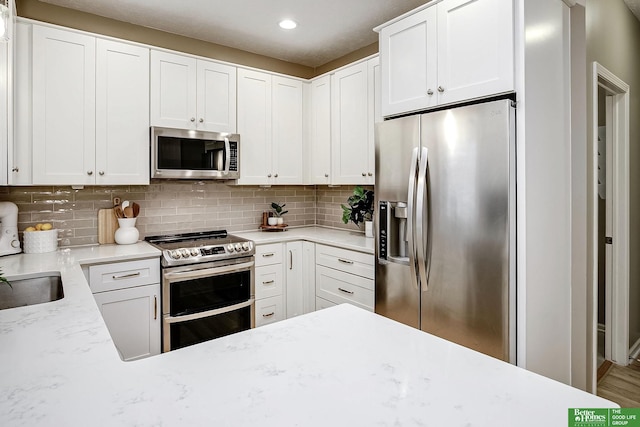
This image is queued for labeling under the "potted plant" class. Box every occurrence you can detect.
[270,202,288,225]
[341,186,374,237]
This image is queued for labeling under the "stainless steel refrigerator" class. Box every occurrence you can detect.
[375,98,516,362]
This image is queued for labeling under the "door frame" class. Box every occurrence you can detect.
[590,62,630,391]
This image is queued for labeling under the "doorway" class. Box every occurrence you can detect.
[591,62,630,392]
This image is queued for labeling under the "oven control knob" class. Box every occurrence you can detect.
[234,243,242,252]
[180,249,190,258]
[227,244,235,252]
[190,248,200,257]
[242,242,250,251]
[169,250,181,260]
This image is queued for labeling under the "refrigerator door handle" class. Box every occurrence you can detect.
[407,147,420,291]
[416,147,429,292]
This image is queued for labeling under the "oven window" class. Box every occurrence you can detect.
[169,306,252,350]
[169,270,251,316]
[157,136,226,170]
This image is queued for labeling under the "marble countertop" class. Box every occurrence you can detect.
[236,226,375,254]
[0,238,616,426]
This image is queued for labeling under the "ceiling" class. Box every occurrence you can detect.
[39,0,430,68]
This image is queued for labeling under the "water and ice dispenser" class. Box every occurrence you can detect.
[378,201,409,264]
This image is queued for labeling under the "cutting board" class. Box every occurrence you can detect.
[98,208,118,244]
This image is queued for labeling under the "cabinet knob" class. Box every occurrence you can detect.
[199,118,204,123]
[324,173,329,178]
[267,174,272,178]
[99,171,105,176]
[11,167,18,173]
[368,172,373,177]
[427,89,434,96]
[438,86,445,93]
[190,117,196,122]
[87,171,93,176]
[274,173,278,178]
[362,172,366,177]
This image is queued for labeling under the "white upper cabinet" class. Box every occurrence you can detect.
[96,39,149,185]
[32,25,96,185]
[331,61,374,185]
[150,50,236,133]
[378,0,514,117]
[379,6,438,117]
[309,75,332,185]
[31,24,150,185]
[272,76,303,184]
[237,68,272,185]
[436,0,514,105]
[237,69,304,185]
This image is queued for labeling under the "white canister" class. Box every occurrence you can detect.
[23,229,58,254]
[115,218,139,245]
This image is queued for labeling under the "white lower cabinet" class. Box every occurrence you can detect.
[86,257,161,361]
[93,283,160,361]
[255,295,285,327]
[314,244,375,311]
[316,296,338,311]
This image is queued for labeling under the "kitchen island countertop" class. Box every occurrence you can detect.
[0,240,616,426]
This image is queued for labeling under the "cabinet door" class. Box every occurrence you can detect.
[95,39,149,185]
[379,6,437,117]
[32,25,96,185]
[309,76,332,184]
[11,22,33,185]
[436,0,514,105]
[196,60,237,133]
[285,241,304,318]
[255,295,285,327]
[150,50,197,129]
[367,57,380,185]
[93,283,161,361]
[302,241,316,313]
[272,76,303,184]
[237,68,272,185]
[255,263,284,300]
[331,62,370,185]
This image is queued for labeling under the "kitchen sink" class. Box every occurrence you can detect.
[0,274,64,310]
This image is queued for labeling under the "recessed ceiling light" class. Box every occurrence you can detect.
[279,19,297,30]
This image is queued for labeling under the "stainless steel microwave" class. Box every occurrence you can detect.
[150,127,240,180]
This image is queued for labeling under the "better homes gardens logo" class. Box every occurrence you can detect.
[571,409,608,426]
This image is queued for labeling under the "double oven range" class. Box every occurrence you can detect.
[145,230,255,352]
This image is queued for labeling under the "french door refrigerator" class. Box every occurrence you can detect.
[375,98,516,362]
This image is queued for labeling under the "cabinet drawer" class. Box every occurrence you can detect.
[315,244,374,279]
[316,265,374,311]
[255,295,285,327]
[315,296,338,311]
[255,243,284,267]
[89,258,160,293]
[255,264,284,300]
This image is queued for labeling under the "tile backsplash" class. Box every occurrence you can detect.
[0,182,372,247]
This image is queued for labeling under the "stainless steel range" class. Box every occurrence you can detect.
[145,230,255,352]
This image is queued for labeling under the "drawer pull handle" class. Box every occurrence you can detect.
[262,253,275,257]
[338,287,354,295]
[338,259,354,265]
[263,312,275,318]
[112,272,141,280]
[154,295,157,320]
[262,280,275,285]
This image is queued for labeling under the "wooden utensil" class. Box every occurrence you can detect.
[98,208,118,244]
[132,202,140,218]
[123,206,134,218]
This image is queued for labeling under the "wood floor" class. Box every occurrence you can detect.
[597,359,640,407]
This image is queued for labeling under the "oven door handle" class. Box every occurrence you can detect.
[165,299,255,324]
[163,260,254,282]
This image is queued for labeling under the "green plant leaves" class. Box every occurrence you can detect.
[341,186,374,226]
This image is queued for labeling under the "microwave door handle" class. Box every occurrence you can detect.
[224,137,230,175]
